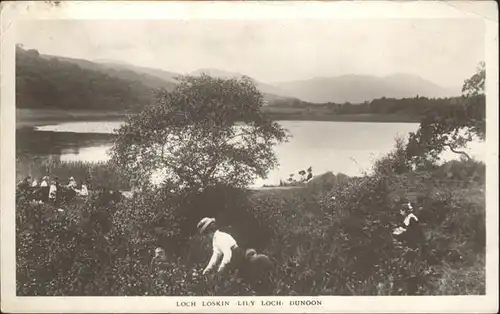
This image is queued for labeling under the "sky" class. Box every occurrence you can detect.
[16,19,485,87]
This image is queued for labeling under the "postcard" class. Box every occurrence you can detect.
[1,1,498,313]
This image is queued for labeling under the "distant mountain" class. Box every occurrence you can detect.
[190,68,292,99]
[92,58,133,66]
[276,74,460,104]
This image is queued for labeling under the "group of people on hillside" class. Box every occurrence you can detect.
[17,175,89,205]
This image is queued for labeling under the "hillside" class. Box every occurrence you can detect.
[277,74,459,103]
[94,60,181,86]
[16,47,155,111]
[39,55,177,91]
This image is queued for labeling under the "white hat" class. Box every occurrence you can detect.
[69,177,75,180]
[197,217,215,234]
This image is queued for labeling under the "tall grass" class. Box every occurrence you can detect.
[16,157,130,190]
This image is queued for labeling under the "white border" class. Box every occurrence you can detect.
[1,1,498,313]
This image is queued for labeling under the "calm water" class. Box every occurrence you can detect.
[17,120,485,187]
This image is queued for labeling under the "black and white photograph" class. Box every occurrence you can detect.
[1,1,498,313]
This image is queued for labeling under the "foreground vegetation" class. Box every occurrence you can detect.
[16,156,485,296]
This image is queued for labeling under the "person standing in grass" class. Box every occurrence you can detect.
[49,177,61,206]
[198,217,245,276]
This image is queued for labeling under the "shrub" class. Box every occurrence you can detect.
[373,135,413,176]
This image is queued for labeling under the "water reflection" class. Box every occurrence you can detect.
[16,128,116,159]
[60,145,113,162]
[16,121,486,186]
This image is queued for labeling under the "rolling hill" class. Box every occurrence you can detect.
[39,54,178,91]
[16,47,155,111]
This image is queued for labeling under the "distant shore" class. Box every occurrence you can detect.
[16,108,130,129]
[16,108,420,129]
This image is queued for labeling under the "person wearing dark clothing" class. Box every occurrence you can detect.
[38,176,50,202]
[394,202,424,248]
[54,177,62,207]
[244,249,274,295]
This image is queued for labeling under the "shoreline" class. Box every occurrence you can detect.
[16,108,421,129]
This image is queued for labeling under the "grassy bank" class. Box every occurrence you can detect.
[16,108,130,128]
[16,157,129,190]
[16,158,485,296]
[263,107,420,123]
[16,108,419,129]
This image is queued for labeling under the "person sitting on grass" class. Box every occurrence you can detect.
[77,181,89,197]
[392,202,423,248]
[67,176,78,190]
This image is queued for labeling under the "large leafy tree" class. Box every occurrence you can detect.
[406,62,485,167]
[110,74,289,191]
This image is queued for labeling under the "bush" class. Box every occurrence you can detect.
[373,135,413,176]
[431,159,485,184]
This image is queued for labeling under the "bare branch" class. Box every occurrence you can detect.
[443,143,471,160]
